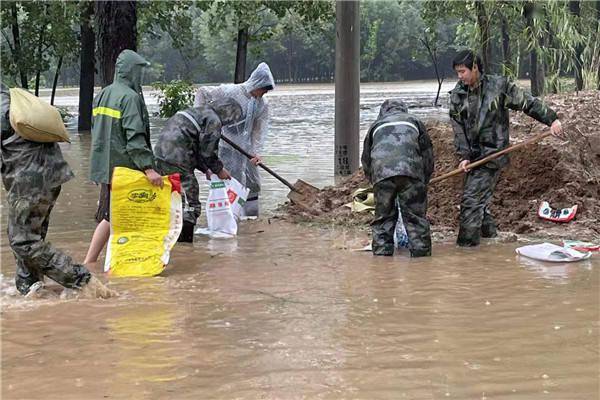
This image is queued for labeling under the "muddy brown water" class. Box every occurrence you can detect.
[1,83,598,399]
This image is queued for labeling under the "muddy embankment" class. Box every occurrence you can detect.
[280,91,600,242]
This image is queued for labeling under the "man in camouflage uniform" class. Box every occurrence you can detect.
[1,83,98,295]
[154,98,243,241]
[449,50,563,247]
[361,99,434,257]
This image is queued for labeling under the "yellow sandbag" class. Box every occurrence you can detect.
[344,187,375,213]
[105,167,183,277]
[8,88,70,143]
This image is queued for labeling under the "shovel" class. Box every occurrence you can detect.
[220,135,320,209]
[430,131,553,185]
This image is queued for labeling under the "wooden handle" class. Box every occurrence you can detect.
[430,131,553,185]
[220,134,300,193]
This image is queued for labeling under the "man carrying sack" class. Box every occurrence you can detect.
[1,82,114,298]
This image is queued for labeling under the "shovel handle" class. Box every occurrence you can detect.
[430,131,553,185]
[220,134,300,193]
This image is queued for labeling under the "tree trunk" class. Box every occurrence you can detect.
[10,2,28,89]
[569,1,584,91]
[95,1,137,87]
[475,1,492,73]
[78,0,95,132]
[597,0,600,90]
[234,26,249,84]
[50,55,63,106]
[500,13,512,75]
[34,26,45,96]
[524,2,544,96]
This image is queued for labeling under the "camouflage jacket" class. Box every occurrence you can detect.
[154,106,230,176]
[449,74,558,169]
[361,101,434,185]
[1,83,73,196]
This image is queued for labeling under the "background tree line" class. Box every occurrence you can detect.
[1,0,599,128]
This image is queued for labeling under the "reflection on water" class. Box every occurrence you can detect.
[1,83,598,399]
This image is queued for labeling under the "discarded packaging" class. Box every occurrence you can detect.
[538,201,577,223]
[516,243,592,263]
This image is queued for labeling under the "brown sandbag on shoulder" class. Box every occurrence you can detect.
[8,88,70,143]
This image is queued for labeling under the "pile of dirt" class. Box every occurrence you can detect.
[282,91,600,240]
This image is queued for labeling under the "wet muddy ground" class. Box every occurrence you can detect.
[1,83,598,399]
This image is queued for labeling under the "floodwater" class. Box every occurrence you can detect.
[1,82,599,399]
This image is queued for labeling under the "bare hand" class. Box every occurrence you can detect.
[550,119,564,138]
[217,168,231,180]
[458,160,471,173]
[250,156,262,166]
[144,169,164,188]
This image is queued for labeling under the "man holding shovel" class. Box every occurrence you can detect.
[194,62,275,217]
[449,50,563,247]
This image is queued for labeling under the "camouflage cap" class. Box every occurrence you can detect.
[378,99,408,118]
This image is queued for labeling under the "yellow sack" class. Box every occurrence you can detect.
[9,88,70,143]
[344,187,375,213]
[105,167,183,277]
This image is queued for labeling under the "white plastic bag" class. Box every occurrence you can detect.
[394,201,409,249]
[225,177,250,220]
[206,175,237,236]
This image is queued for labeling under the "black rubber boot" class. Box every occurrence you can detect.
[178,222,195,243]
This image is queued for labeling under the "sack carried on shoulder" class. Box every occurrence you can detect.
[9,88,70,143]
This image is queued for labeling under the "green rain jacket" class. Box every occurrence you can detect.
[89,50,154,184]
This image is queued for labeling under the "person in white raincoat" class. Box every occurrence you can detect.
[194,62,275,217]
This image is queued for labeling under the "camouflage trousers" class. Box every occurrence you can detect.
[372,176,431,257]
[457,166,500,247]
[6,186,91,295]
[181,172,201,225]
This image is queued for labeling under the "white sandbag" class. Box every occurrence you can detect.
[225,177,250,220]
[206,175,237,236]
[516,243,592,263]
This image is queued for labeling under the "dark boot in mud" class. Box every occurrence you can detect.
[410,248,431,258]
[481,208,498,238]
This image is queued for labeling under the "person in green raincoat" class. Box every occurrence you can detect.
[84,49,161,264]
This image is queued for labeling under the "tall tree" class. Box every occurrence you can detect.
[9,2,27,88]
[524,1,545,96]
[569,0,584,91]
[95,1,137,87]
[475,0,492,73]
[206,1,333,83]
[78,0,95,131]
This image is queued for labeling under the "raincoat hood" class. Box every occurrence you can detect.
[242,62,275,93]
[114,49,150,92]
[208,98,243,127]
[378,99,408,118]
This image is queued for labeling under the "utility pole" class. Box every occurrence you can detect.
[334,0,360,177]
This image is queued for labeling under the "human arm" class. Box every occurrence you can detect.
[361,127,373,183]
[449,94,472,164]
[504,79,562,137]
[122,96,162,187]
[416,119,434,184]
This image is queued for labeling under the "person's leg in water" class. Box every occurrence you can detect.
[242,192,259,218]
[179,172,201,242]
[457,166,500,246]
[396,176,431,257]
[84,183,110,264]
[371,177,399,256]
[8,186,115,298]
